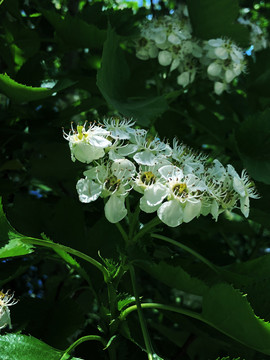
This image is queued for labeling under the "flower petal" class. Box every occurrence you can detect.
[104,195,127,223]
[183,200,201,223]
[157,200,184,227]
[72,143,104,163]
[89,135,111,148]
[133,150,156,166]
[76,178,102,203]
[140,196,160,213]
[144,183,168,206]
[240,196,249,218]
[111,159,136,180]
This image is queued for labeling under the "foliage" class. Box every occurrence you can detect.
[0,0,270,359]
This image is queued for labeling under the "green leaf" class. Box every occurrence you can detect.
[117,295,135,311]
[187,0,249,46]
[0,74,75,103]
[0,334,82,360]
[235,109,270,184]
[247,49,270,97]
[0,199,33,258]
[43,10,106,50]
[202,283,270,355]
[97,27,167,125]
[141,261,209,296]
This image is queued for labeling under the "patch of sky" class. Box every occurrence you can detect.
[245,45,254,56]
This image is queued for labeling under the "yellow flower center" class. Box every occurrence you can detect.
[105,175,120,192]
[140,171,156,186]
[172,183,188,197]
[77,126,88,141]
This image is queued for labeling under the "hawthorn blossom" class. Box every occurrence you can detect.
[64,123,111,163]
[0,290,18,330]
[65,120,259,226]
[76,159,136,223]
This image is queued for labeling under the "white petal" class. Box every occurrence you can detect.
[140,196,160,213]
[72,143,104,163]
[133,150,156,166]
[207,62,222,77]
[0,307,11,329]
[170,58,180,72]
[183,200,201,223]
[158,50,172,66]
[168,33,181,45]
[149,45,159,58]
[153,31,167,45]
[214,82,226,95]
[225,69,236,83]
[240,196,249,218]
[76,178,102,203]
[144,183,168,206]
[208,39,223,47]
[111,159,136,180]
[233,177,246,197]
[159,165,183,180]
[214,47,228,60]
[117,144,138,156]
[157,200,184,227]
[177,72,190,87]
[104,195,127,223]
[210,200,219,221]
[89,135,111,148]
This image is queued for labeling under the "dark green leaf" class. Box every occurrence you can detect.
[141,260,209,296]
[187,0,249,46]
[202,283,270,355]
[43,10,106,50]
[0,334,82,360]
[0,198,33,258]
[97,27,167,125]
[0,74,75,103]
[235,109,270,184]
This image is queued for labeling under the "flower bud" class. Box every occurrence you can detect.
[207,62,222,77]
[158,50,172,66]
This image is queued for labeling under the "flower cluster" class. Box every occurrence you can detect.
[64,119,259,227]
[238,16,269,52]
[0,290,18,330]
[135,5,268,95]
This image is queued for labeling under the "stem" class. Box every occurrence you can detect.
[120,302,202,322]
[133,217,161,242]
[21,237,110,282]
[151,233,219,274]
[115,222,129,244]
[129,264,155,360]
[59,335,106,360]
[128,204,140,239]
[120,302,258,353]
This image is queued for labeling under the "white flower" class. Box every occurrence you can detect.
[227,165,259,217]
[0,290,18,330]
[135,37,158,60]
[158,50,173,66]
[214,81,227,95]
[108,140,137,161]
[177,71,190,87]
[133,164,164,194]
[171,139,207,175]
[207,62,222,77]
[63,124,111,163]
[76,160,136,223]
[103,118,136,140]
[132,134,172,166]
[141,165,206,227]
